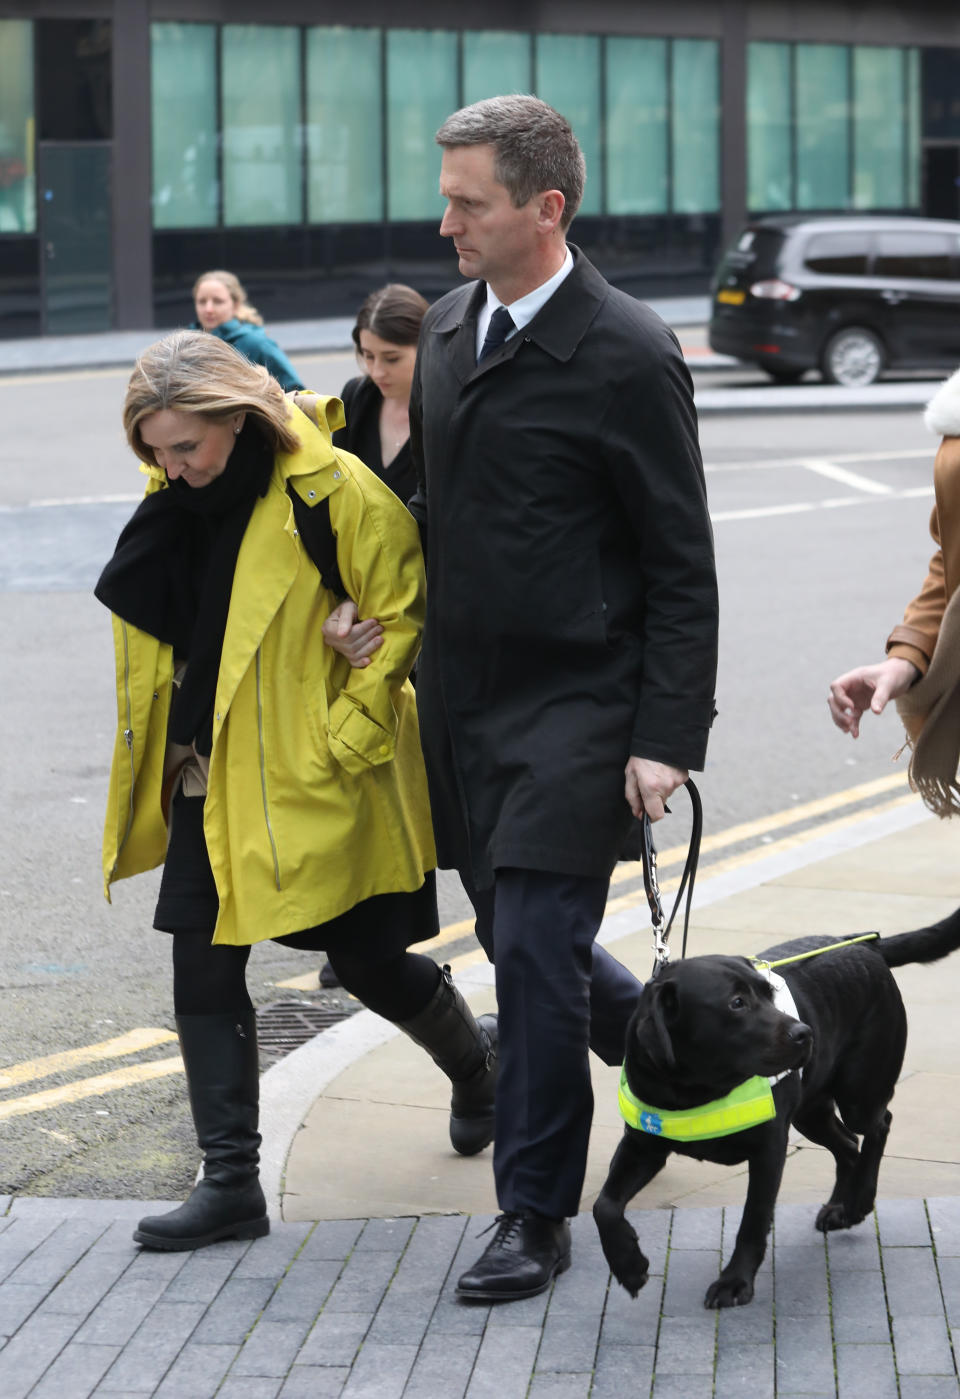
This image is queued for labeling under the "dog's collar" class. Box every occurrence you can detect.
[619,966,803,1142]
[618,1068,777,1141]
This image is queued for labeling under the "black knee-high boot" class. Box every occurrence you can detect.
[134,1011,269,1251]
[396,965,498,1156]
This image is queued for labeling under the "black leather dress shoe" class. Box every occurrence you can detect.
[456,1211,571,1301]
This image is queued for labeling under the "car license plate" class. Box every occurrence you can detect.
[716,289,746,306]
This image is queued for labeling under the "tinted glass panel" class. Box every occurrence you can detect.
[386,29,458,221]
[40,144,111,333]
[307,27,383,223]
[535,34,602,217]
[672,40,720,214]
[151,23,218,230]
[0,20,35,234]
[36,19,112,142]
[803,232,869,275]
[606,37,667,216]
[874,232,958,280]
[853,47,904,209]
[222,25,302,227]
[463,31,531,104]
[796,44,849,210]
[907,48,921,208]
[747,43,792,212]
[718,227,785,282]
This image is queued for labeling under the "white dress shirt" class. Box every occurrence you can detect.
[475,246,575,360]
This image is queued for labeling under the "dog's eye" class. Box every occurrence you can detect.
[730,995,747,1011]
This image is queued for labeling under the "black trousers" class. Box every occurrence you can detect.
[462,866,643,1219]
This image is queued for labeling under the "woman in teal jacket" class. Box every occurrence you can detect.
[192,269,304,392]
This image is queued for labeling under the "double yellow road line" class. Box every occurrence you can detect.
[3,772,914,1120]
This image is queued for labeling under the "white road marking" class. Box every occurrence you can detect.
[704,448,930,473]
[712,484,933,524]
[798,458,893,494]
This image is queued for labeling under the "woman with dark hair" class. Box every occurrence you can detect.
[334,283,429,506]
[95,330,496,1253]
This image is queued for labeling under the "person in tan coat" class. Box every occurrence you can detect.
[829,366,960,739]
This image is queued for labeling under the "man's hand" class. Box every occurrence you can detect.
[625,757,688,822]
[321,599,384,669]
[827,657,919,738]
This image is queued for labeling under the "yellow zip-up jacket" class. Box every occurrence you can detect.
[101,394,436,945]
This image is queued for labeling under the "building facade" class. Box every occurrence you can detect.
[1,1,958,339]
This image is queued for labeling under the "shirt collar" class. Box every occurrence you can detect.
[476,246,574,355]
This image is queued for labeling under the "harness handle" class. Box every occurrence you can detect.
[641,777,702,975]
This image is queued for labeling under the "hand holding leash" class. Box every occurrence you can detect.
[640,778,702,973]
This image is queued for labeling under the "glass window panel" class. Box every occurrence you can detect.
[671,39,720,214]
[463,31,531,105]
[803,232,868,275]
[747,42,791,212]
[307,27,382,223]
[796,44,850,210]
[605,37,668,215]
[0,20,35,233]
[150,23,218,230]
[875,231,956,279]
[222,25,302,227]
[853,47,904,209]
[535,34,601,216]
[386,29,458,222]
[907,47,921,208]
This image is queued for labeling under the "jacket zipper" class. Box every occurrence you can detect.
[109,620,136,880]
[256,647,282,890]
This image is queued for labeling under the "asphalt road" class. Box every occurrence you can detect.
[0,349,942,1198]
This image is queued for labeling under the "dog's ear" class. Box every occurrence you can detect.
[636,979,678,1071]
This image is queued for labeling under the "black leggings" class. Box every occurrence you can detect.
[172,933,440,1022]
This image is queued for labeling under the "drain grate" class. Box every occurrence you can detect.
[256,999,360,1064]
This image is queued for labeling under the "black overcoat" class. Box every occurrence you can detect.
[409,248,718,889]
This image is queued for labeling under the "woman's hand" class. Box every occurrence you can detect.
[322,600,384,669]
[827,657,920,738]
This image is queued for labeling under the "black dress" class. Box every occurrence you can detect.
[334,376,418,505]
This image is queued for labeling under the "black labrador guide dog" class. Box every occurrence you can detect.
[593,910,960,1309]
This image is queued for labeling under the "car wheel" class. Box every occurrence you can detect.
[761,364,805,384]
[820,327,884,387]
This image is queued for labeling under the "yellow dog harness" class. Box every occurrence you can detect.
[618,967,800,1143]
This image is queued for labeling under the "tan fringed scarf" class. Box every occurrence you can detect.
[896,583,960,817]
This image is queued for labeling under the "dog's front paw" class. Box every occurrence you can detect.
[815,1202,863,1233]
[598,1221,650,1298]
[704,1272,755,1309]
[612,1244,650,1299]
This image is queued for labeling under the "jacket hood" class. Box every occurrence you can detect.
[925,366,960,438]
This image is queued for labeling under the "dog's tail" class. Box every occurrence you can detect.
[877,907,960,968]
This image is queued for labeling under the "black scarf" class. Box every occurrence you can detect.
[95,421,274,755]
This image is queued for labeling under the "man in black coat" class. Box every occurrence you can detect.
[328,95,718,1301]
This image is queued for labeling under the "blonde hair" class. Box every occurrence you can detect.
[192,268,263,325]
[123,330,300,466]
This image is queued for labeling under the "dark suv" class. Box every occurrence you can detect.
[708,215,960,385]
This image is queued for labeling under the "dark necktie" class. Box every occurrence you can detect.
[478,305,515,362]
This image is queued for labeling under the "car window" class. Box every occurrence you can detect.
[802,233,869,276]
[874,232,959,280]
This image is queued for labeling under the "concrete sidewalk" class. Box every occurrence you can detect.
[3,797,960,1396]
[0,297,711,376]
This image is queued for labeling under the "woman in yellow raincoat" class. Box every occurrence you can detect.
[96,330,496,1252]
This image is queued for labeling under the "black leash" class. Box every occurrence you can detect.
[640,777,702,977]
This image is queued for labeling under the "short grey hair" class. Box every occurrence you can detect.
[436,95,585,230]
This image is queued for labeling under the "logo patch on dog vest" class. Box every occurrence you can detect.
[618,1070,777,1141]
